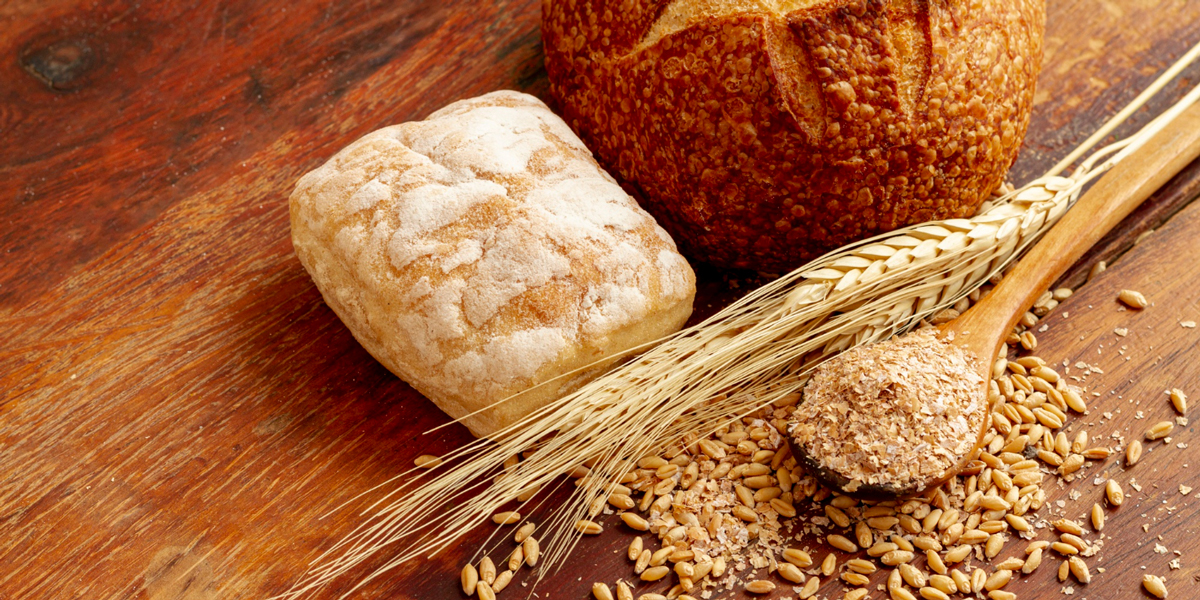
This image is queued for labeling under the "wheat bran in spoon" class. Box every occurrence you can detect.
[788,328,986,494]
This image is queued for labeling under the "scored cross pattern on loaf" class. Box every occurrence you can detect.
[544,0,1043,270]
[637,0,931,145]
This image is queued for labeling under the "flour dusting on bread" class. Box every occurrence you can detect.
[290,91,696,437]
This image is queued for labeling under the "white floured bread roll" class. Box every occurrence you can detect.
[290,91,696,438]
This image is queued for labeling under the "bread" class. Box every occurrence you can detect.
[289,91,696,438]
[543,0,1045,271]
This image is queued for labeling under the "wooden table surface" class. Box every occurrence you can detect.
[2,1,1199,599]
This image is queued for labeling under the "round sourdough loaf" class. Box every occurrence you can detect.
[290,91,696,438]
[543,0,1045,271]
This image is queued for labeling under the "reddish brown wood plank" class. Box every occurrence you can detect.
[0,0,546,310]
[0,0,1199,598]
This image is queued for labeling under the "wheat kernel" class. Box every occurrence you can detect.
[743,475,774,489]
[1022,548,1042,574]
[732,505,757,522]
[640,566,669,582]
[995,558,1024,571]
[1057,560,1070,581]
[744,580,775,594]
[1146,421,1174,440]
[926,549,947,574]
[674,562,694,579]
[971,569,987,595]
[980,520,1007,534]
[414,454,442,469]
[1036,449,1063,466]
[1019,331,1037,350]
[1142,574,1168,598]
[492,570,513,593]
[513,522,536,544]
[461,563,479,596]
[612,581,631,600]
[1005,514,1032,532]
[522,537,539,567]
[1054,432,1070,456]
[1064,388,1087,412]
[636,595,665,600]
[477,557,496,585]
[1105,479,1125,506]
[856,521,874,548]
[1071,430,1088,453]
[1060,533,1086,553]
[895,563,922,588]
[883,566,902,590]
[627,536,643,561]
[984,569,1012,591]
[944,545,972,564]
[821,552,837,576]
[846,558,877,574]
[842,572,870,586]
[928,574,955,594]
[783,548,813,568]
[828,534,858,552]
[1067,556,1090,583]
[1090,503,1105,531]
[592,583,614,600]
[1053,519,1083,535]
[891,586,918,600]
[507,546,524,572]
[492,511,521,525]
[1051,542,1078,556]
[882,550,916,566]
[1126,440,1143,466]
[608,493,635,510]
[951,570,970,593]
[988,591,1017,600]
[844,590,868,600]
[825,505,851,528]
[771,497,797,518]
[778,562,805,584]
[477,581,495,600]
[799,576,820,599]
[920,585,951,600]
[984,533,1004,558]
[634,549,651,574]
[1169,388,1188,415]
[1118,289,1148,309]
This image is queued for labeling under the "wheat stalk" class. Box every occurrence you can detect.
[280,42,1200,600]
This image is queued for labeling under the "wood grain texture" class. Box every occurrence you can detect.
[0,0,1198,599]
[952,103,1200,364]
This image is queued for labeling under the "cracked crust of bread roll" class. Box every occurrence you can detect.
[289,91,696,438]
[543,0,1045,271]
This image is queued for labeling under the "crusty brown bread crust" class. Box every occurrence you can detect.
[543,0,1045,271]
[290,91,696,438]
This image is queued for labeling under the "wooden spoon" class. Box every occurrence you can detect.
[789,103,1200,499]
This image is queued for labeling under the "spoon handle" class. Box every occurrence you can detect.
[955,102,1200,350]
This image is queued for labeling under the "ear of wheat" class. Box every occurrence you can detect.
[281,40,1200,600]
